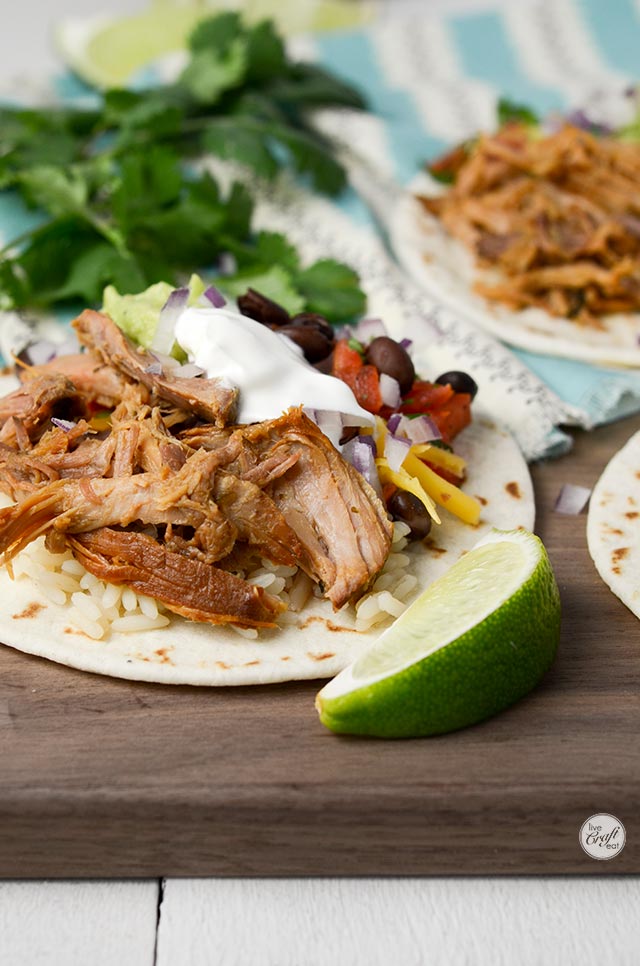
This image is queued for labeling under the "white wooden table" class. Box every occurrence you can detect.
[1,1,639,963]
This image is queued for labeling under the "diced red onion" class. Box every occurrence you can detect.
[51,417,77,432]
[56,337,80,357]
[342,437,381,495]
[144,361,163,375]
[202,285,226,308]
[398,413,442,444]
[386,413,402,434]
[379,373,401,409]
[384,434,411,473]
[149,349,180,371]
[353,317,387,343]
[314,409,343,442]
[400,338,413,351]
[554,483,592,515]
[153,287,189,354]
[172,363,206,379]
[338,412,368,427]
[23,340,58,367]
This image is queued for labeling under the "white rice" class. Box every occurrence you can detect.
[10,519,418,641]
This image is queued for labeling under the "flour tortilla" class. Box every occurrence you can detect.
[0,415,534,685]
[392,172,640,368]
[587,430,640,616]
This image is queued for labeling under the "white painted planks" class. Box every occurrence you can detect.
[0,880,159,966]
[156,877,640,966]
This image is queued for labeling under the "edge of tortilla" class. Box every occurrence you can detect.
[587,429,640,617]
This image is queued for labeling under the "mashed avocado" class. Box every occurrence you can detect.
[102,275,208,353]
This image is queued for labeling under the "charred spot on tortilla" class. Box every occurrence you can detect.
[297,615,359,634]
[425,540,448,556]
[612,548,630,562]
[625,511,639,520]
[475,495,488,506]
[154,648,174,664]
[12,602,45,620]
[505,482,521,499]
[307,651,336,662]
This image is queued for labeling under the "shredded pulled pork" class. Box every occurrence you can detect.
[419,124,640,326]
[0,315,392,628]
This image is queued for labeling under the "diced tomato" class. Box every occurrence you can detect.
[429,393,472,443]
[332,339,362,389]
[354,364,383,414]
[399,380,454,415]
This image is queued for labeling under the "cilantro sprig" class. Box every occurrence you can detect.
[0,13,367,321]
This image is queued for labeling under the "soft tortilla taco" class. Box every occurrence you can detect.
[587,429,640,618]
[392,122,640,367]
[0,298,534,686]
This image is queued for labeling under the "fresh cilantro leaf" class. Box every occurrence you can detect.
[202,118,278,179]
[220,264,305,315]
[269,63,366,110]
[50,242,147,303]
[188,11,243,53]
[0,12,367,315]
[180,38,247,104]
[253,232,300,275]
[294,259,365,321]
[220,181,253,240]
[18,166,88,218]
[497,98,539,126]
[245,19,286,83]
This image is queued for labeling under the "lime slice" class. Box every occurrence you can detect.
[55,1,373,90]
[316,528,560,737]
[54,7,206,89]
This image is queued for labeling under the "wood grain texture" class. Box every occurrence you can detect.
[0,881,158,965]
[0,416,639,876]
[156,877,640,966]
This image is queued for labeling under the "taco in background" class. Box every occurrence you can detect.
[587,429,640,617]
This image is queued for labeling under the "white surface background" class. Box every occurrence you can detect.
[1,1,638,963]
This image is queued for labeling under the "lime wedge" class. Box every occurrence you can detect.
[316,528,560,737]
[55,1,373,90]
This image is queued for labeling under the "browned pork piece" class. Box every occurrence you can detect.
[19,352,129,409]
[73,309,238,426]
[68,529,285,627]
[236,409,392,609]
[0,373,81,446]
[420,123,640,325]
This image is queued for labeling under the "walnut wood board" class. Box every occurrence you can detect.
[1,416,639,878]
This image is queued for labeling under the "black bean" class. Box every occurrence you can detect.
[290,312,335,342]
[365,337,415,395]
[237,288,290,327]
[280,323,334,363]
[387,490,432,540]
[434,370,478,399]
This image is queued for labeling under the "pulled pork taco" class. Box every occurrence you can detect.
[0,295,534,685]
[587,429,640,617]
[393,123,640,367]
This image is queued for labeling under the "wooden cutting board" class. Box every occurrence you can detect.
[1,415,639,878]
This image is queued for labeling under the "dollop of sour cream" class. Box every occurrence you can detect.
[174,306,374,444]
